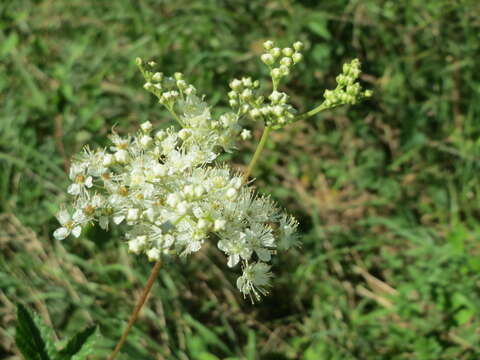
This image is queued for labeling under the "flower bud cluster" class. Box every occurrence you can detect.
[137,58,245,152]
[137,58,196,110]
[322,59,372,108]
[55,58,299,300]
[227,41,305,129]
[261,40,304,85]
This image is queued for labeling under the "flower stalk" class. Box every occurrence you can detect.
[243,125,272,183]
[108,260,163,360]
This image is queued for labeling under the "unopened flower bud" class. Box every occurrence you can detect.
[176,79,187,90]
[280,57,293,67]
[271,68,281,79]
[292,52,303,64]
[270,47,281,58]
[269,91,282,103]
[242,78,253,88]
[230,79,242,90]
[140,135,152,147]
[155,130,166,140]
[279,65,290,76]
[241,89,253,100]
[141,121,152,132]
[293,41,304,52]
[263,40,274,50]
[261,53,275,65]
[184,86,196,96]
[249,108,261,118]
[273,105,284,117]
[241,129,252,140]
[152,72,163,82]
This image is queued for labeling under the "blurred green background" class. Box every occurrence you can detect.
[1,0,480,359]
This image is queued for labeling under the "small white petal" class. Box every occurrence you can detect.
[57,210,70,225]
[127,208,139,222]
[163,234,174,248]
[67,183,81,195]
[113,215,125,224]
[71,226,82,238]
[214,219,226,231]
[227,254,240,268]
[114,150,128,163]
[99,216,109,230]
[72,209,86,223]
[188,240,202,253]
[85,176,93,188]
[53,227,69,240]
[256,248,271,262]
[103,154,114,166]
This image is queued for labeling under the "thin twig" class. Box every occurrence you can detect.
[108,261,162,360]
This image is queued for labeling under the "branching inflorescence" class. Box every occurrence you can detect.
[54,40,370,302]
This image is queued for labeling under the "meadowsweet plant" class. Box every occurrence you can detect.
[54,40,370,357]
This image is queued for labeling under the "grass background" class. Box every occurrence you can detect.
[1,0,480,359]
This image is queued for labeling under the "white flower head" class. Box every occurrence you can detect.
[54,43,312,301]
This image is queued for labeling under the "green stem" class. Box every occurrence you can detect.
[166,105,185,127]
[293,102,331,123]
[243,125,272,183]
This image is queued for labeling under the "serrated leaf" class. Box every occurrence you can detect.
[32,312,58,359]
[57,325,97,360]
[15,304,51,360]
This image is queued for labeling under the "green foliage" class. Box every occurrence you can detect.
[15,304,97,360]
[16,304,50,360]
[2,0,480,359]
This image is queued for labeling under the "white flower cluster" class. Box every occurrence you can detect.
[322,59,373,108]
[54,63,299,301]
[228,40,305,129]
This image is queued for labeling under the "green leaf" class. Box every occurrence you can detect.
[57,326,97,360]
[32,312,58,359]
[15,304,51,360]
[307,13,331,40]
[0,32,18,58]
